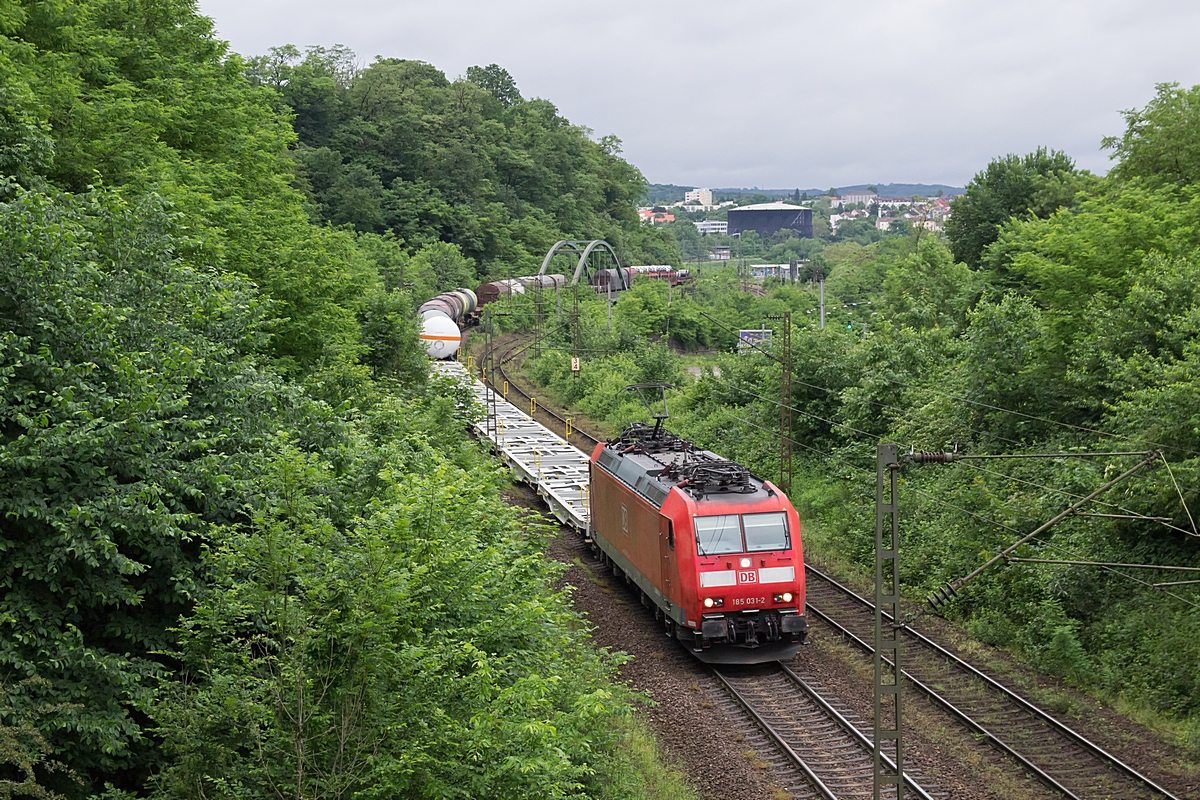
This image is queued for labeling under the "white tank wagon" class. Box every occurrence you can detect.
[418,287,477,359]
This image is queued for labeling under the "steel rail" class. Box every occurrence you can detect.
[805,564,1181,800]
[708,668,840,800]
[803,601,1080,799]
[777,665,937,800]
[485,334,601,449]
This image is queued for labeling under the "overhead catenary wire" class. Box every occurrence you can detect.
[959,459,1199,538]
[907,488,1200,612]
[876,374,1200,460]
[708,401,1200,610]
[701,368,1193,536]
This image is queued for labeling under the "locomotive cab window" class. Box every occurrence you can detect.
[694,515,742,555]
[667,520,675,550]
[743,512,790,552]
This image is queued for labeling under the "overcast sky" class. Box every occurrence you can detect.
[196,0,1200,189]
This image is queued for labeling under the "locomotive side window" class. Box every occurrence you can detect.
[743,512,790,552]
[695,515,742,555]
[668,520,675,550]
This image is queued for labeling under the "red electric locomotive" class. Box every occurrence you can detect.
[588,420,808,663]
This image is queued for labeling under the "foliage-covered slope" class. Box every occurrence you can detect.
[0,1,689,797]
[248,46,680,280]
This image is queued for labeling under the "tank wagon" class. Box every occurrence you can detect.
[473,267,692,311]
[418,287,477,359]
[589,422,807,663]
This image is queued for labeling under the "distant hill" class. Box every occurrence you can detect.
[651,183,966,202]
[838,183,965,198]
[643,183,696,204]
[715,188,822,200]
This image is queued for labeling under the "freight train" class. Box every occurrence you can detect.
[474,266,690,309]
[418,287,478,359]
[419,266,692,359]
[588,421,807,663]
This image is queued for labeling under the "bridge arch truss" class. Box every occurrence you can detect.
[538,239,627,289]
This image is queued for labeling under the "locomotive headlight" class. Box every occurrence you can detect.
[703,597,724,608]
[704,597,714,608]
[782,592,793,603]
[739,557,752,568]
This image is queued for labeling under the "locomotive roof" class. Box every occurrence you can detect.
[594,423,775,508]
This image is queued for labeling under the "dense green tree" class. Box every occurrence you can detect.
[0,187,296,790]
[945,147,1094,270]
[667,218,702,260]
[832,217,883,245]
[250,46,677,282]
[466,63,521,107]
[0,2,697,794]
[1105,82,1200,188]
[1,0,380,373]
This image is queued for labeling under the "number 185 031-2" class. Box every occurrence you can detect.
[732,596,766,607]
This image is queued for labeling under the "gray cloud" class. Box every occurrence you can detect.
[197,0,1200,188]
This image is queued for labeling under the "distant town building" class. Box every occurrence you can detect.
[637,208,675,225]
[684,188,714,206]
[694,219,728,235]
[829,208,869,232]
[841,189,878,206]
[727,203,813,238]
[711,246,731,260]
[931,196,953,221]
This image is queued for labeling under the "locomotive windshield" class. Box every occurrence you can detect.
[695,512,791,555]
[743,512,790,552]
[694,515,743,555]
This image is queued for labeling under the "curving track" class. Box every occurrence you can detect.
[473,334,1183,800]
[804,565,1181,800]
[483,334,602,452]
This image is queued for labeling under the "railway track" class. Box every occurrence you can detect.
[553,498,941,800]
[474,335,1182,799]
[483,334,602,451]
[804,565,1181,800]
[705,662,941,799]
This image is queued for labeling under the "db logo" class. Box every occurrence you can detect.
[738,571,757,584]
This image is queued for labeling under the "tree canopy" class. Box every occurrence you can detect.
[1105,82,1200,188]
[246,45,677,279]
[944,147,1094,270]
[0,2,687,796]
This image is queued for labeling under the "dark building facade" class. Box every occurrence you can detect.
[727,203,813,238]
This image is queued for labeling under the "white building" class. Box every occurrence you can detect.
[694,219,728,235]
[841,189,878,206]
[684,188,714,206]
[830,208,869,232]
